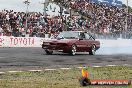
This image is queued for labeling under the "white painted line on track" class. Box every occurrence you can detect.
[93,66,101,68]
[0,72,5,74]
[107,65,116,67]
[77,67,86,69]
[60,68,71,70]
[29,70,42,72]
[45,69,56,71]
[8,71,23,73]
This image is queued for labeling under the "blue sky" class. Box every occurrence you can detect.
[0,0,131,12]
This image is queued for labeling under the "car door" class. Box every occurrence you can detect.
[84,33,94,51]
[75,32,87,52]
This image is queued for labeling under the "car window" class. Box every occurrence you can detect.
[57,31,79,39]
[84,33,90,39]
[80,33,86,39]
[84,33,95,40]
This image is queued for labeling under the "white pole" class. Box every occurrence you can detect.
[24,0,30,30]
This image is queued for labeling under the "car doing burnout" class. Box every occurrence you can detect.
[42,31,100,55]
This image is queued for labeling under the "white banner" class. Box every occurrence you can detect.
[0,37,46,47]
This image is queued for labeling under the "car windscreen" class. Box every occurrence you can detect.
[57,32,79,39]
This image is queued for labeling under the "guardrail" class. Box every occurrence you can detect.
[0,36,48,47]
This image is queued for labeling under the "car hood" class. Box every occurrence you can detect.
[43,38,77,43]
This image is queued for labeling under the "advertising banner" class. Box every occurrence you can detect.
[0,37,46,47]
[0,37,132,47]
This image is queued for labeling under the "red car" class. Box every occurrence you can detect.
[42,31,100,55]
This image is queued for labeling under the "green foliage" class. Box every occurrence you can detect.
[0,66,131,88]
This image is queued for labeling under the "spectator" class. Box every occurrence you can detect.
[0,0,132,39]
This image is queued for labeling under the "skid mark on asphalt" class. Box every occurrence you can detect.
[95,58,104,60]
[0,48,132,69]
[52,60,65,62]
[0,61,10,63]
[120,59,127,61]
[76,59,85,61]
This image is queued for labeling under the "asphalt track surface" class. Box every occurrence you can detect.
[0,47,132,71]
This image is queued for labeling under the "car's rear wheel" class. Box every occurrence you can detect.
[89,45,96,55]
[70,44,77,56]
[45,49,53,55]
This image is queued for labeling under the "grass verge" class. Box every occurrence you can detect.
[0,66,131,88]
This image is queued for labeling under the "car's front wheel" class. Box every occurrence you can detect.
[45,49,53,55]
[70,44,77,56]
[89,45,96,55]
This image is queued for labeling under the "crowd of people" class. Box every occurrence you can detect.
[0,10,68,37]
[56,0,132,38]
[0,0,132,39]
